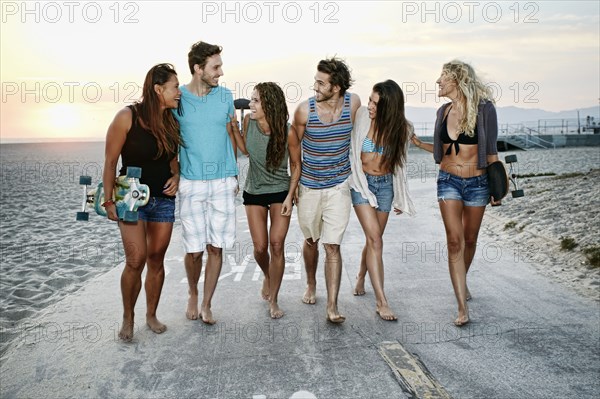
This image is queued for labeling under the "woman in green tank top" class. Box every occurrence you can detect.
[230,82,301,319]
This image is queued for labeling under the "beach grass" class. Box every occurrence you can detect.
[560,237,579,251]
[583,246,600,268]
[504,221,517,230]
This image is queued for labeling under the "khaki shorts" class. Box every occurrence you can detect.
[297,180,351,245]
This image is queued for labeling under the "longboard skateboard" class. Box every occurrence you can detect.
[76,167,150,222]
[505,154,524,198]
[487,155,524,206]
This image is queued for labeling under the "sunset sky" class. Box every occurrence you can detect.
[1,0,599,142]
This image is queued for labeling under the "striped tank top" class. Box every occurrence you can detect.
[300,92,353,189]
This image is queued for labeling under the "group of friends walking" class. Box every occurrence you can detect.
[101,40,499,341]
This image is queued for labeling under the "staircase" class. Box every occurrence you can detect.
[498,124,556,150]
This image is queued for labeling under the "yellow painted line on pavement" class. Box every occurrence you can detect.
[379,341,452,399]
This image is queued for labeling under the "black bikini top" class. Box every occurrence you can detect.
[441,106,478,155]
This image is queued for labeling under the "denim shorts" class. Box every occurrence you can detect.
[350,173,393,213]
[137,197,176,223]
[437,170,489,207]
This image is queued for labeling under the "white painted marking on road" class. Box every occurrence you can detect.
[283,261,301,280]
[233,255,251,281]
[252,265,262,281]
[290,391,317,399]
[180,253,302,283]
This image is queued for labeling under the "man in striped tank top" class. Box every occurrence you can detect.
[290,58,361,323]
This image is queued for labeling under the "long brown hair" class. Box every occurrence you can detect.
[137,63,181,158]
[372,80,411,171]
[255,82,289,172]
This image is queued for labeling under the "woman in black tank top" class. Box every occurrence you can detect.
[102,63,182,341]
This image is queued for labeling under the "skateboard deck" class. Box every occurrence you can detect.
[76,167,150,222]
[487,161,509,202]
[487,155,524,206]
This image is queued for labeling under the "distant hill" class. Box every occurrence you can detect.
[405,105,600,125]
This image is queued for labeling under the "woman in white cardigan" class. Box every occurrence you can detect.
[349,80,415,321]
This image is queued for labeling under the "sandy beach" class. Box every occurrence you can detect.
[481,149,600,302]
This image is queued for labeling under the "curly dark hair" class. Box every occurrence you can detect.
[372,80,411,172]
[255,82,289,172]
[317,57,354,95]
[187,41,222,74]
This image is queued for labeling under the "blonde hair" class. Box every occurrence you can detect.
[442,60,494,137]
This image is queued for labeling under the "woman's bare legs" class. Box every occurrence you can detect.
[118,221,147,341]
[439,200,486,325]
[353,205,395,320]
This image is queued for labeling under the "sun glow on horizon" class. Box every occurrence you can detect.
[46,104,82,132]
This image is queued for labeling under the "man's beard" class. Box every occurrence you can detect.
[315,89,334,102]
[201,74,218,88]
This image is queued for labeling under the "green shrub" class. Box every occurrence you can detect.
[583,246,600,268]
[560,237,578,251]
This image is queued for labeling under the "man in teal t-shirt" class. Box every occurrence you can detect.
[174,41,238,325]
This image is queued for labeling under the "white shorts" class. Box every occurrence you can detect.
[297,179,351,245]
[178,176,237,253]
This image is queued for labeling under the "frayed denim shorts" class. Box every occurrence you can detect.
[138,197,176,223]
[350,173,394,213]
[437,170,489,207]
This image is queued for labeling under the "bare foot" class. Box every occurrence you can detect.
[302,285,316,304]
[119,318,134,342]
[261,278,271,301]
[353,275,366,296]
[466,287,472,301]
[200,306,216,325]
[376,305,398,321]
[186,294,199,320]
[454,305,470,326]
[146,316,167,334]
[270,303,284,319]
[326,308,345,324]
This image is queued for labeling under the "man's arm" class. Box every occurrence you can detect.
[228,113,248,155]
[287,100,308,205]
[349,92,362,124]
[284,124,303,209]
[291,99,309,143]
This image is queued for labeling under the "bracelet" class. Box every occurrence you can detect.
[102,199,115,207]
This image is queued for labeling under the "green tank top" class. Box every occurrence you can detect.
[244,119,290,195]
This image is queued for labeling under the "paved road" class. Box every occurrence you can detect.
[1,178,599,398]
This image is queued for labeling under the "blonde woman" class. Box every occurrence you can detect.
[412,60,500,326]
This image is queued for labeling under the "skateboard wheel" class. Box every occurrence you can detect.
[505,155,517,163]
[76,212,89,221]
[123,210,139,222]
[79,176,92,185]
[512,189,525,198]
[126,167,142,179]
